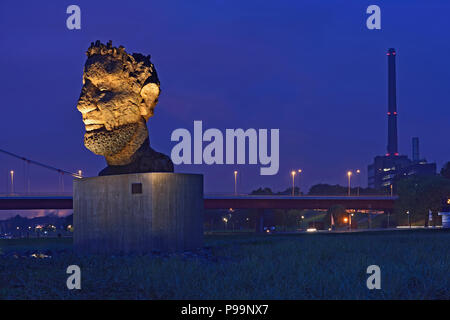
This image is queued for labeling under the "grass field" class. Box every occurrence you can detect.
[0,229,449,299]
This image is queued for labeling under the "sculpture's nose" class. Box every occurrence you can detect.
[82,109,103,125]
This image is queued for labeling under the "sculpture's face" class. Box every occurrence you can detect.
[77,53,160,160]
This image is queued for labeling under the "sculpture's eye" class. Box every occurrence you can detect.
[84,78,93,87]
[99,91,113,102]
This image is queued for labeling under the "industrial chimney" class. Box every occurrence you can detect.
[387,48,398,156]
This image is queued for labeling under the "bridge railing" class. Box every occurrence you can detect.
[0,192,397,199]
[0,192,73,197]
[204,193,397,199]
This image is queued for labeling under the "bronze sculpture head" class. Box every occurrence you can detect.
[77,40,173,175]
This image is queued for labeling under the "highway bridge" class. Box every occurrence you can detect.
[0,194,396,233]
[0,194,396,211]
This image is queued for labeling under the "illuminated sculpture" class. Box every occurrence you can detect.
[77,40,173,175]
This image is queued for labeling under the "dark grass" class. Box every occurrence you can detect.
[0,229,449,299]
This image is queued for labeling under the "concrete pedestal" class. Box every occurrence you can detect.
[73,173,203,254]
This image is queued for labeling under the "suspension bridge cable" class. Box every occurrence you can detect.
[0,148,82,179]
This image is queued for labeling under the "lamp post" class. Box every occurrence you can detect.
[291,171,296,196]
[347,171,352,196]
[350,213,354,230]
[10,170,14,194]
[223,217,228,230]
[356,169,361,196]
[78,170,83,178]
[234,170,238,195]
[297,169,302,195]
[406,210,411,228]
[343,216,349,230]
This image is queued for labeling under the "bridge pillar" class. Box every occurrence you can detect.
[386,210,391,228]
[256,209,264,233]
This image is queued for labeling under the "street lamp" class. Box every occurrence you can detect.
[10,170,14,194]
[291,171,296,196]
[297,169,302,195]
[347,171,352,196]
[78,170,83,178]
[350,213,354,230]
[222,216,228,230]
[234,170,238,195]
[406,210,411,228]
[356,169,361,196]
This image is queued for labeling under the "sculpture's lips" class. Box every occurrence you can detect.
[85,124,105,132]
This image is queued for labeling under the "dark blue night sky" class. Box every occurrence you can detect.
[1,0,449,195]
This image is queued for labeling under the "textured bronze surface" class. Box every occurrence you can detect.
[77,40,173,175]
